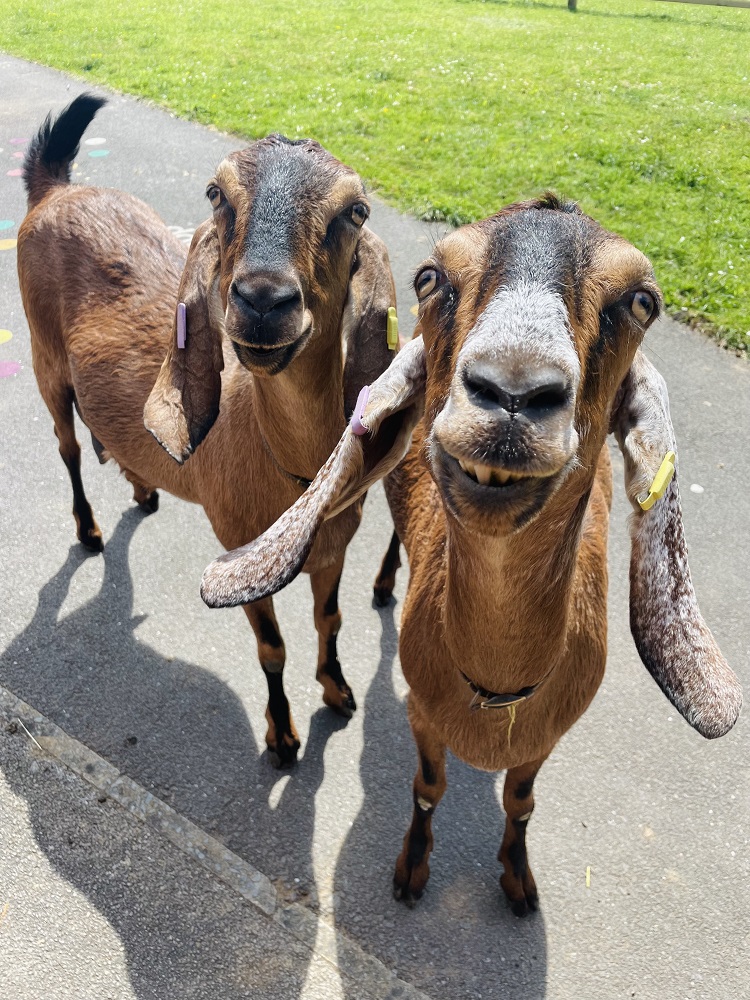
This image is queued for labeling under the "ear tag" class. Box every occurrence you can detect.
[637,450,676,511]
[351,384,370,436]
[176,302,187,349]
[386,306,399,351]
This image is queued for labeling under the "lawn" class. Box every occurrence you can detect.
[1,0,748,349]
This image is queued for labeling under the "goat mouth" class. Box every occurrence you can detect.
[432,445,564,530]
[454,458,543,489]
[231,330,311,375]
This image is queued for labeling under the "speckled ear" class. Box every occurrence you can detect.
[200,336,426,608]
[144,220,224,464]
[613,350,742,738]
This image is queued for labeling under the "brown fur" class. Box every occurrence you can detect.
[18,103,396,767]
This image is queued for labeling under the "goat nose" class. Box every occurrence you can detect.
[232,272,301,316]
[462,361,571,415]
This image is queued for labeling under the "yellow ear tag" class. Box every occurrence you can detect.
[637,450,676,511]
[387,307,399,351]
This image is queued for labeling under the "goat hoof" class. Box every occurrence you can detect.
[324,686,357,718]
[80,528,104,552]
[138,490,159,514]
[266,735,300,769]
[501,876,539,918]
[372,584,394,608]
[392,876,423,908]
[393,852,428,907]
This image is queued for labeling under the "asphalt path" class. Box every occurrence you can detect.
[1,53,748,1000]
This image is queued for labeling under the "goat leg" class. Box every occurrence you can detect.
[373,530,401,607]
[393,699,447,906]
[41,383,103,552]
[311,559,356,718]
[498,756,548,917]
[243,599,300,768]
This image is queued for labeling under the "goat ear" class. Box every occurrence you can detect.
[342,225,398,418]
[144,220,224,464]
[612,349,742,738]
[200,335,426,608]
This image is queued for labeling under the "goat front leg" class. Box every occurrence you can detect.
[499,756,548,917]
[311,559,356,717]
[243,599,300,768]
[394,699,447,906]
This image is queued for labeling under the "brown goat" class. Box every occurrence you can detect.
[18,95,396,766]
[200,196,742,913]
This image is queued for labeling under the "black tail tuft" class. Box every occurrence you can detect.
[23,93,107,208]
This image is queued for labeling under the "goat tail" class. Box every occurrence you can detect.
[23,93,107,208]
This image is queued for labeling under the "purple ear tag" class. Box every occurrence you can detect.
[351,385,370,436]
[176,302,187,349]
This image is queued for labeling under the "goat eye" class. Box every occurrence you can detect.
[415,268,441,300]
[207,185,224,210]
[630,290,655,324]
[350,203,368,226]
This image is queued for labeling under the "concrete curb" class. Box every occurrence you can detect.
[0,684,430,1000]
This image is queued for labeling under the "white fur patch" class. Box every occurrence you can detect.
[462,282,581,388]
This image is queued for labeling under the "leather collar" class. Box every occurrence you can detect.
[258,428,313,491]
[459,667,550,712]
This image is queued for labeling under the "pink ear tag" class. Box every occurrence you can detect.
[351,384,370,436]
[176,302,187,349]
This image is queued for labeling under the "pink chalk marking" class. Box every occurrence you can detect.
[176,302,187,349]
[7,169,22,177]
[351,384,370,436]
[11,151,23,159]
[0,361,22,378]
[10,138,28,145]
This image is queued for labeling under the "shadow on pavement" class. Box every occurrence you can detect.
[0,507,329,998]
[333,603,548,1000]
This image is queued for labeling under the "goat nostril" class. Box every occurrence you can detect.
[232,276,302,316]
[463,369,509,409]
[524,381,570,412]
[463,363,570,415]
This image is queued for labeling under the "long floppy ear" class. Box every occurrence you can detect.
[200,335,426,608]
[613,349,742,739]
[143,220,224,464]
[342,225,397,418]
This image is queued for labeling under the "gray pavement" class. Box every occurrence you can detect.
[1,53,748,1000]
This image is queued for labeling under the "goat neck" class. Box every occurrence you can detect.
[251,300,348,482]
[441,461,594,692]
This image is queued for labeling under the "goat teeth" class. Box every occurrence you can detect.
[459,460,477,480]
[474,463,493,486]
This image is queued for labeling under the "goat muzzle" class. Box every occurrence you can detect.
[226,269,311,374]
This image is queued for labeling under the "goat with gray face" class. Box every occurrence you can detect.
[19,95,395,767]
[201,196,742,914]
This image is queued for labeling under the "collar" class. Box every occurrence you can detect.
[258,429,312,491]
[459,666,551,712]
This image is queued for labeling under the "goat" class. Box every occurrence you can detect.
[199,195,742,912]
[18,94,396,767]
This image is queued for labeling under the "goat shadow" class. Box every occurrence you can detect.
[333,602,548,1000]
[0,506,343,999]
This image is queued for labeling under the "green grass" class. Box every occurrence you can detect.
[2,0,749,349]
